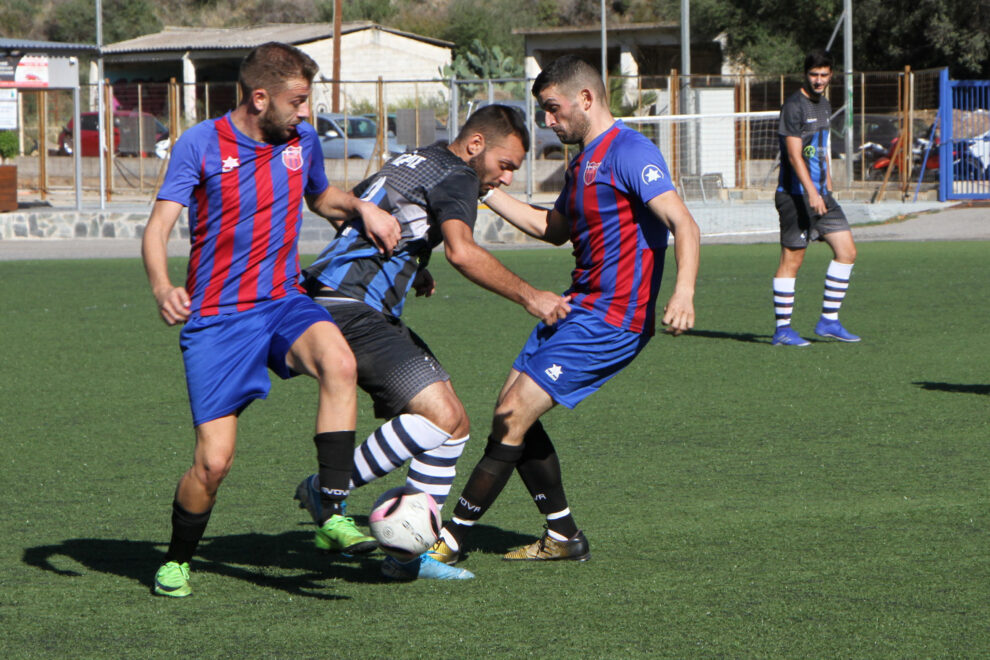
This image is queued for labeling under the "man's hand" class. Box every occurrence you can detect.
[661,290,694,336]
[154,285,192,326]
[357,200,401,256]
[807,190,827,216]
[525,291,572,326]
[412,269,435,297]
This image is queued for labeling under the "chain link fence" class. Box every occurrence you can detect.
[7,68,944,200]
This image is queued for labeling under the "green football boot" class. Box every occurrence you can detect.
[315,514,378,554]
[153,561,192,598]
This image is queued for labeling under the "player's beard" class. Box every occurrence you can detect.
[258,104,297,144]
[553,111,591,146]
[467,151,491,196]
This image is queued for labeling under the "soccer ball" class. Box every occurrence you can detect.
[368,486,441,561]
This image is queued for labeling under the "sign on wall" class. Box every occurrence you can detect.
[0,89,17,129]
[0,55,50,88]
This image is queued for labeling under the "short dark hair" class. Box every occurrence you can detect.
[239,42,319,98]
[532,55,606,99]
[804,49,834,73]
[458,104,530,152]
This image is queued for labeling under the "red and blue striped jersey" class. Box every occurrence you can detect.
[157,112,329,317]
[554,121,675,334]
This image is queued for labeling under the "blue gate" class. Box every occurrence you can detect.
[939,69,990,200]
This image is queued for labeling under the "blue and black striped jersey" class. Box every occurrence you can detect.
[303,142,479,317]
[777,90,832,196]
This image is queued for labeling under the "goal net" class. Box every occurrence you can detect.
[620,110,781,200]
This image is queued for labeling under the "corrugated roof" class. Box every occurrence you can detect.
[513,22,676,36]
[103,22,452,54]
[0,38,99,54]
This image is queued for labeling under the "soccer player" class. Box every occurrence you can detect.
[142,42,401,598]
[771,49,860,347]
[428,55,700,565]
[291,104,571,580]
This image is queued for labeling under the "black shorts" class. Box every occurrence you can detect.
[775,191,850,249]
[311,295,449,419]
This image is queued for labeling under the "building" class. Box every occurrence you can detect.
[101,22,453,123]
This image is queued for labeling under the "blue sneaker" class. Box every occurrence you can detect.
[814,317,861,342]
[293,474,323,524]
[381,554,475,580]
[771,325,810,347]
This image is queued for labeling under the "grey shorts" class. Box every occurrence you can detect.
[775,191,850,249]
[311,295,449,419]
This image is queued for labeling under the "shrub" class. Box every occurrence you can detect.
[0,130,19,164]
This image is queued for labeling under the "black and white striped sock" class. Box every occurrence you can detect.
[821,260,853,320]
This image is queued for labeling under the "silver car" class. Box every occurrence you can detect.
[316,113,404,159]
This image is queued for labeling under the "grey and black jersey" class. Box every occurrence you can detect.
[304,142,480,317]
[777,90,832,196]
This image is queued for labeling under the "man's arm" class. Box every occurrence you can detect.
[785,135,827,215]
[483,188,570,245]
[305,186,400,256]
[646,190,699,335]
[141,200,190,326]
[441,219,570,325]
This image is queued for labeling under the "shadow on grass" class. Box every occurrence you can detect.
[914,381,990,395]
[686,328,770,344]
[458,525,537,561]
[21,523,534,597]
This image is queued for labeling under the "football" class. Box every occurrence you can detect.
[368,486,441,561]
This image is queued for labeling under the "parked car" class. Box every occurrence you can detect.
[315,113,404,159]
[466,99,566,159]
[58,110,169,158]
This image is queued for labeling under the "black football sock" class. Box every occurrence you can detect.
[444,437,523,549]
[163,499,212,565]
[515,421,578,539]
[314,431,356,523]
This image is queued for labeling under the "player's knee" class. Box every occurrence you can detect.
[314,343,357,388]
[491,401,526,444]
[193,454,233,492]
[428,393,469,438]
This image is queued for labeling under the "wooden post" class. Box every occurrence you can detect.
[332,0,341,112]
[39,89,47,200]
[104,79,113,201]
[871,132,905,203]
[138,82,144,192]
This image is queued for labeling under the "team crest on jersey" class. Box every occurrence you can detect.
[221,156,239,173]
[583,160,601,185]
[641,164,664,184]
[282,145,304,171]
[803,145,817,158]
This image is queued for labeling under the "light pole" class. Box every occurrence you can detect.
[95,0,106,209]
[600,0,607,85]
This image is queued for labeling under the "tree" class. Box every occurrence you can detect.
[690,0,990,77]
[45,0,163,44]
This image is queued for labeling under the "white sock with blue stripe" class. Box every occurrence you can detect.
[406,435,468,509]
[773,277,796,327]
[350,414,450,490]
[821,260,853,320]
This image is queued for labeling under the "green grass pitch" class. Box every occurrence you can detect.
[0,240,987,657]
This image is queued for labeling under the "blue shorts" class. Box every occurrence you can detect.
[512,307,651,409]
[180,295,334,426]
